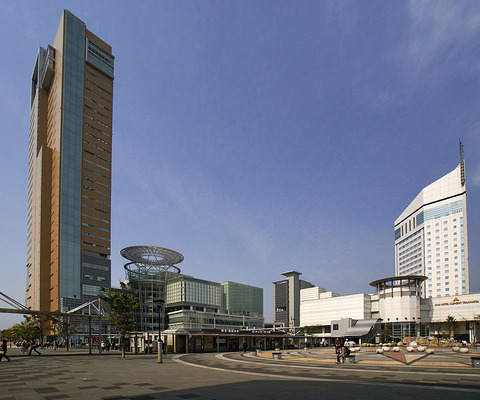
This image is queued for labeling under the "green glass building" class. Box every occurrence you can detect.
[221,281,263,317]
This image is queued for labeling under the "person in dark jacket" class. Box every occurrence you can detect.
[28,341,41,355]
[0,339,11,361]
[334,338,343,363]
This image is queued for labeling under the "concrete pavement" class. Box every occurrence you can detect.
[0,347,479,399]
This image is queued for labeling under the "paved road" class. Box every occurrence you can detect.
[0,348,479,399]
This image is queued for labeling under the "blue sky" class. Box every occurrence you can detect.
[1,1,479,328]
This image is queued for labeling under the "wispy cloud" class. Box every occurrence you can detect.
[398,1,480,83]
[471,165,480,188]
[121,148,275,264]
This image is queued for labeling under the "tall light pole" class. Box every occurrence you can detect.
[52,319,57,350]
[153,298,165,364]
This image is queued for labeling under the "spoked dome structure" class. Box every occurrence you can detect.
[121,246,184,331]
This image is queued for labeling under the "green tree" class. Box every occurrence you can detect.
[27,315,54,346]
[99,282,139,359]
[57,318,79,351]
[381,323,392,342]
[8,324,24,341]
[10,317,40,342]
[302,325,323,334]
[1,327,16,341]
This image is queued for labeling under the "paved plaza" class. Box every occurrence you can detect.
[0,347,479,399]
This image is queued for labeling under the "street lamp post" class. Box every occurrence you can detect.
[153,298,165,364]
[52,319,57,350]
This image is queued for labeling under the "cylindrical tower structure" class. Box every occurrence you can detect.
[121,246,183,331]
[370,275,427,339]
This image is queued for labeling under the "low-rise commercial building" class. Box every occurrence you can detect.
[279,272,479,343]
[121,246,265,334]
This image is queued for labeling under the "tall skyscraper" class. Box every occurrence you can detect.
[27,10,114,312]
[394,151,469,298]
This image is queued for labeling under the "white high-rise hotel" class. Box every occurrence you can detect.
[394,152,469,298]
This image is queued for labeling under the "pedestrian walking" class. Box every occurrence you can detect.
[0,339,11,361]
[28,341,41,355]
[334,338,343,363]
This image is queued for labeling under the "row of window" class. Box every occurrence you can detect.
[83,284,102,296]
[82,240,110,251]
[83,261,110,271]
[82,212,109,226]
[85,103,110,121]
[82,194,110,207]
[85,77,112,97]
[84,274,106,281]
[83,135,111,157]
[396,202,463,242]
[84,148,110,165]
[84,121,112,140]
[82,202,110,216]
[84,154,111,173]
[85,86,112,106]
[85,68,113,89]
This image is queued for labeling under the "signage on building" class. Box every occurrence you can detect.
[434,297,479,307]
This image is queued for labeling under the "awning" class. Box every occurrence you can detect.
[344,319,379,337]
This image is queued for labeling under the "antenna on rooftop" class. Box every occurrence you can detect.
[459,139,465,187]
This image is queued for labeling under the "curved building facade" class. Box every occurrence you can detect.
[370,275,426,323]
[394,162,469,298]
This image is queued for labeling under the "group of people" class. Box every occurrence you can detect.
[334,338,352,363]
[0,339,39,361]
[19,340,42,355]
[100,341,112,352]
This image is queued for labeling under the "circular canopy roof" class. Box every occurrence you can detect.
[369,275,428,287]
[120,246,184,266]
